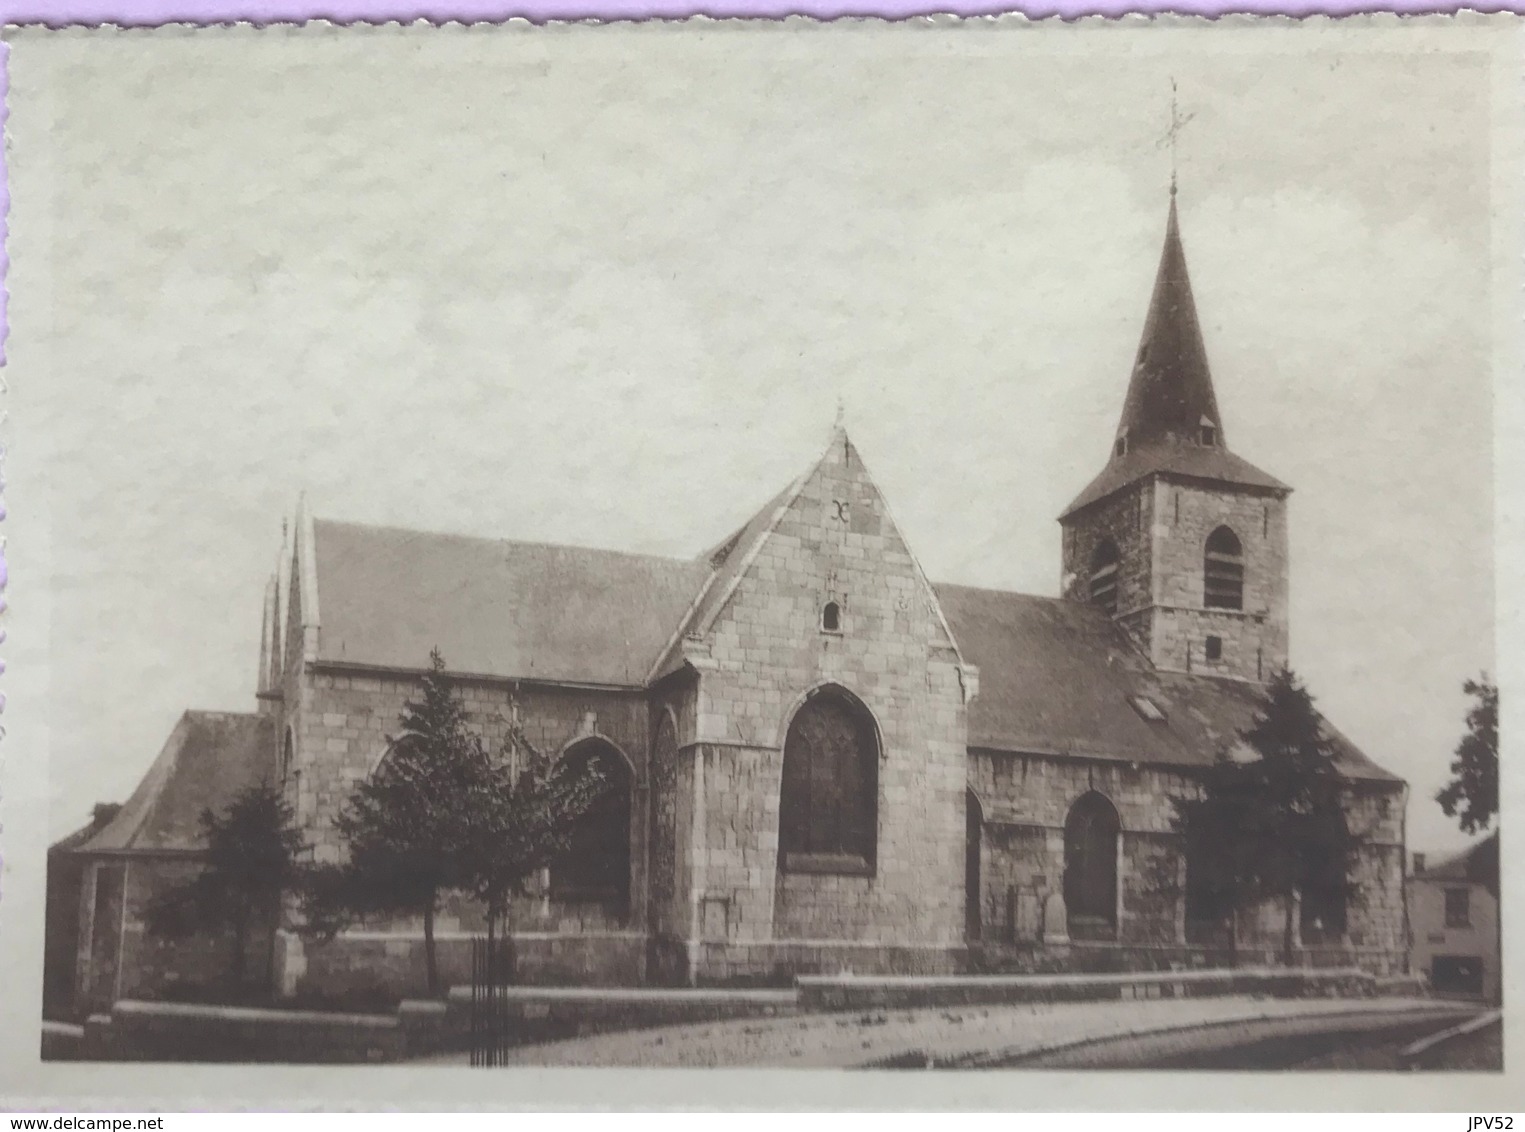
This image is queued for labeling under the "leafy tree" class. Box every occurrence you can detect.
[1173,668,1359,965]
[146,783,305,990]
[318,649,494,996]
[1436,676,1498,837]
[458,720,611,982]
[309,649,614,996]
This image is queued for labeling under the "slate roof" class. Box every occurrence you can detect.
[1118,193,1223,451]
[1414,833,1499,882]
[1060,195,1288,520]
[1061,440,1289,520]
[935,584,1400,784]
[312,519,710,687]
[76,711,275,854]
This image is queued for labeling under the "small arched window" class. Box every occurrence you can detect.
[1064,791,1120,941]
[821,601,841,633]
[779,688,878,875]
[549,740,633,916]
[1204,526,1244,610]
[1089,540,1120,615]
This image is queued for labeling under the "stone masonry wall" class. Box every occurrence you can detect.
[1147,479,1289,682]
[969,751,1407,974]
[1061,481,1153,649]
[688,436,972,976]
[116,859,275,1005]
[1342,786,1407,966]
[281,667,652,941]
[969,752,1195,946]
[1061,476,1288,684]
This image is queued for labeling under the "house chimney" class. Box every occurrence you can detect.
[91,802,122,831]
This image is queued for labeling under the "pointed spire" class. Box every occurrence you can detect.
[1060,191,1289,520]
[1115,192,1223,455]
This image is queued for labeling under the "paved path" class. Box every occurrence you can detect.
[433,995,1473,1069]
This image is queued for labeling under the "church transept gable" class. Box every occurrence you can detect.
[687,427,966,749]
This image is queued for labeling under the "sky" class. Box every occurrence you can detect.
[9,24,1498,854]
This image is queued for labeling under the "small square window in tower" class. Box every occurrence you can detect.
[1205,635,1222,661]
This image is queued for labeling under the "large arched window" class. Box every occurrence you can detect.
[1204,526,1244,610]
[548,739,633,915]
[1089,540,1120,615]
[779,688,879,875]
[1064,791,1119,941]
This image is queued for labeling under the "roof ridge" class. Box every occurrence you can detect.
[313,516,699,568]
[932,581,1068,604]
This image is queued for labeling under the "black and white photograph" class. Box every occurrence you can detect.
[1,16,1518,1105]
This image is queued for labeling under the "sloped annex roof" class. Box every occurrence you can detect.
[311,519,711,687]
[1414,832,1499,882]
[76,711,275,854]
[935,584,1400,784]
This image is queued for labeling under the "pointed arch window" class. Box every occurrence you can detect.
[1203,526,1244,610]
[1064,792,1119,941]
[1089,540,1120,615]
[548,739,633,915]
[779,688,878,875]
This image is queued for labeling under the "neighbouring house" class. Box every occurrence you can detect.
[1407,834,1500,1002]
[49,190,1410,1009]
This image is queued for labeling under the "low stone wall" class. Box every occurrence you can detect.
[968,940,1407,978]
[796,966,1384,1012]
[694,940,965,984]
[441,984,797,1048]
[285,930,647,999]
[84,1000,404,1063]
[41,1021,85,1062]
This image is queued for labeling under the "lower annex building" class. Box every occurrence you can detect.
[51,193,1409,1013]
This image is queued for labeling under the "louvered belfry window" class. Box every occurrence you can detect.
[1203,526,1244,610]
[780,689,878,875]
[1089,540,1120,615]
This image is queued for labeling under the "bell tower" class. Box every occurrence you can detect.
[1059,189,1291,682]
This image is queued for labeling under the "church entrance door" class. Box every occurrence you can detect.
[1064,792,1119,941]
[965,791,982,941]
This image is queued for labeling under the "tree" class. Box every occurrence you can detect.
[457,719,611,984]
[1436,676,1498,836]
[146,783,305,990]
[319,649,493,996]
[1174,668,1359,965]
[309,650,614,997]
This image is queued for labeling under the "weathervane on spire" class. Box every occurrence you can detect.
[834,395,846,431]
[1159,78,1196,197]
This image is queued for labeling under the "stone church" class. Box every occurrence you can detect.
[55,193,1409,1010]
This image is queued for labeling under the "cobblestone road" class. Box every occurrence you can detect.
[443,996,1473,1069]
